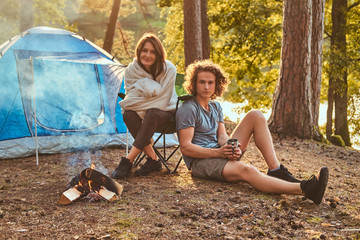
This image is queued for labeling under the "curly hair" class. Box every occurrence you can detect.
[183,60,230,99]
[135,33,166,80]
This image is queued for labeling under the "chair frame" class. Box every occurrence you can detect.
[119,93,192,174]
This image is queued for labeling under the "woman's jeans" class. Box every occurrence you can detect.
[123,108,174,150]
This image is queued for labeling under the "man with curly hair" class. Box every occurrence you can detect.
[176,60,329,204]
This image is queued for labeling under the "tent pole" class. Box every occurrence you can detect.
[31,57,39,166]
[126,128,129,155]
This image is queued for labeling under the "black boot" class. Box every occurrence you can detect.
[111,157,133,179]
[300,167,329,204]
[267,164,301,182]
[134,157,162,176]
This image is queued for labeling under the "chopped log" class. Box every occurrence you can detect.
[83,168,123,195]
[59,168,123,204]
[58,187,82,205]
[99,188,119,202]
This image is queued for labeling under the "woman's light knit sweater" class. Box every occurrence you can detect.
[119,59,178,119]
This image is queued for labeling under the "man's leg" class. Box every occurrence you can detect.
[230,110,279,169]
[222,161,301,193]
[230,110,299,182]
[222,161,329,204]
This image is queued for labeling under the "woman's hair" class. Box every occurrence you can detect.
[183,60,230,99]
[135,33,166,79]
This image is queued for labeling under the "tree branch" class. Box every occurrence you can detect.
[137,0,151,26]
[348,1,360,11]
[324,30,332,39]
[117,21,131,58]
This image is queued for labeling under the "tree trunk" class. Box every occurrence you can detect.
[103,0,121,54]
[183,0,202,67]
[311,0,325,134]
[330,0,351,146]
[326,76,334,139]
[269,0,315,138]
[200,0,210,59]
[19,0,34,32]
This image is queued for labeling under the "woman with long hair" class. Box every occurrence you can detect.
[111,33,178,179]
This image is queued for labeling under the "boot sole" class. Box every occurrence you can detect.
[313,167,329,204]
[110,167,132,179]
[134,167,162,176]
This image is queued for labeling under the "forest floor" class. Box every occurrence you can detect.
[0,120,359,240]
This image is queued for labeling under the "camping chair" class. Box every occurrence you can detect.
[119,73,191,174]
[133,95,192,173]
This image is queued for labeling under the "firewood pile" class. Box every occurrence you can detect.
[58,168,123,205]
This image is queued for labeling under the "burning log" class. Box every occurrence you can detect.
[58,168,123,205]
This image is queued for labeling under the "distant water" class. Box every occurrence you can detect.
[220,100,360,150]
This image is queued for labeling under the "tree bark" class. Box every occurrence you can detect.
[311,0,325,133]
[200,0,210,59]
[19,0,34,32]
[330,0,351,146]
[183,0,203,67]
[269,0,315,138]
[326,77,334,139]
[103,0,121,54]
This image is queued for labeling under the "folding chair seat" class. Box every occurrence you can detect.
[132,94,193,173]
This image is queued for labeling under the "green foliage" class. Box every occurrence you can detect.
[160,1,185,72]
[160,0,360,147]
[322,0,360,147]
[160,0,282,111]
[68,0,165,65]
[348,95,360,147]
[0,0,70,43]
[33,0,68,27]
[209,0,283,109]
[157,0,179,8]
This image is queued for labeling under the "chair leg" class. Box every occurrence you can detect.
[172,156,183,173]
[133,152,146,167]
[153,145,182,174]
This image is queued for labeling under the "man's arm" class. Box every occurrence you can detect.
[217,122,229,147]
[178,127,229,159]
[217,121,242,160]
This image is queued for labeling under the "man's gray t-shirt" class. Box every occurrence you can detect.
[176,97,224,168]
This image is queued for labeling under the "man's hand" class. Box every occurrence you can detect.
[220,144,242,161]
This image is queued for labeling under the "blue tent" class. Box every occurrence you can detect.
[0,27,130,159]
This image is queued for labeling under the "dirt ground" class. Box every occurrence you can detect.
[0,121,359,240]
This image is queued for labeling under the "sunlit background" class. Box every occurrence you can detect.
[0,0,359,149]
[220,101,360,150]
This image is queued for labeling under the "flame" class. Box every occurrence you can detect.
[91,162,95,169]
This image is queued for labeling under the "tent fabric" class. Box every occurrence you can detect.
[0,26,178,159]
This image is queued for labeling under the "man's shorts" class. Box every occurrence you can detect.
[190,158,229,182]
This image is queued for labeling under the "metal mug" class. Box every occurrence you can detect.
[227,138,238,155]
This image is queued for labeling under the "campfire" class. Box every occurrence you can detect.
[58,166,123,205]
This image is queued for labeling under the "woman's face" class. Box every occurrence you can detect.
[139,41,156,72]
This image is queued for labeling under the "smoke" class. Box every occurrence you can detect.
[67,149,109,179]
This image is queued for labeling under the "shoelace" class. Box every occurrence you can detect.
[282,166,295,176]
[307,175,317,182]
